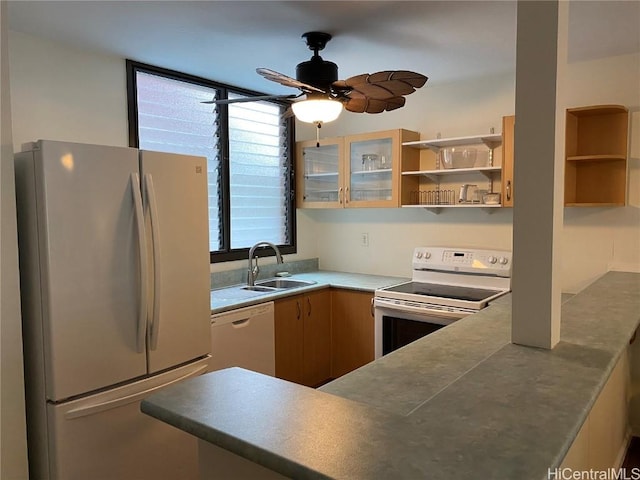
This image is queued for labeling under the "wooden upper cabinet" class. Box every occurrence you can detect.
[564,105,629,207]
[343,129,419,208]
[296,129,420,209]
[501,115,515,208]
[295,137,344,209]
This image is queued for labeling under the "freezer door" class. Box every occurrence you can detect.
[139,150,211,372]
[16,141,147,401]
[45,359,207,480]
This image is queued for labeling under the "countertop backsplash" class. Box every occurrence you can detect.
[210,258,319,290]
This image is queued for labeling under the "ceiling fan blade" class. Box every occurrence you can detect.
[256,68,326,94]
[342,95,406,114]
[201,93,299,105]
[334,70,428,100]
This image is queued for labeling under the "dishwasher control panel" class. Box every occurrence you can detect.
[211,302,273,323]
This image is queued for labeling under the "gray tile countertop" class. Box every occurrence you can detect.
[143,271,640,480]
[210,270,408,314]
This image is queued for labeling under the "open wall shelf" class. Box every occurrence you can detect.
[564,105,629,207]
[403,133,502,151]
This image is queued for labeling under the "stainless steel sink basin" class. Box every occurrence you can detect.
[242,285,278,292]
[256,278,317,289]
[240,278,317,292]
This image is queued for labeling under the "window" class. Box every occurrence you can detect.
[126,60,296,262]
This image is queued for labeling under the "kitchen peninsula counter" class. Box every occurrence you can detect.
[143,271,640,480]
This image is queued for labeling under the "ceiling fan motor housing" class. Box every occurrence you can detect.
[296,56,338,91]
[251,31,428,115]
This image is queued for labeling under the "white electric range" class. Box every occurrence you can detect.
[374,246,512,357]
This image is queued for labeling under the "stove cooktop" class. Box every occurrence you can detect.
[379,281,503,303]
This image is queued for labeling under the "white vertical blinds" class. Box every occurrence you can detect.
[136,71,221,251]
[135,72,290,253]
[228,96,287,248]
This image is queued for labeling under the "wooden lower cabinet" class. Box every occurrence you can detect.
[274,290,331,387]
[560,348,630,470]
[275,288,375,387]
[302,290,332,387]
[331,289,375,378]
[274,295,304,384]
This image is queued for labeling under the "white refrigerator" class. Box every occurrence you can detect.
[14,140,212,480]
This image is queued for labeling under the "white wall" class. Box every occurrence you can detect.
[1,4,29,479]
[298,73,517,279]
[300,70,517,140]
[8,31,639,292]
[299,54,640,292]
[560,53,640,291]
[9,31,127,148]
[8,31,319,274]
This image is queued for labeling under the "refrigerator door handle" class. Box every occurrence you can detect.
[63,363,208,420]
[131,173,148,354]
[144,173,162,351]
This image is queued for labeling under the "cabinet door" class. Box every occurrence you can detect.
[302,290,332,387]
[296,137,345,208]
[274,295,304,384]
[502,115,515,208]
[344,130,418,208]
[330,290,375,378]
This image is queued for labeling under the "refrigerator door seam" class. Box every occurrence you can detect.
[63,364,208,420]
[145,173,162,351]
[131,173,148,354]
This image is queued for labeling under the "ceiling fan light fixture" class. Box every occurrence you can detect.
[291,97,343,124]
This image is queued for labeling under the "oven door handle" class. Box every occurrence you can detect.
[374,298,474,319]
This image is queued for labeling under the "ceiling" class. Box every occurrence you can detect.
[7,1,640,96]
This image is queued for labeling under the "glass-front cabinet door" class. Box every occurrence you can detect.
[344,129,419,208]
[295,129,420,209]
[346,134,394,206]
[296,137,344,208]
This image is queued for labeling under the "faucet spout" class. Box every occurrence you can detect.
[247,242,283,286]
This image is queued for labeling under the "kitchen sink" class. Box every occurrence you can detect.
[240,278,317,292]
[256,278,317,289]
[242,286,279,292]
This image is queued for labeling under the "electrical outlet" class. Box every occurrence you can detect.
[361,233,369,247]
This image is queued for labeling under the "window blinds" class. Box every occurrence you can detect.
[135,72,289,253]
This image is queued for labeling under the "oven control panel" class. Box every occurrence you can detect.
[412,247,512,276]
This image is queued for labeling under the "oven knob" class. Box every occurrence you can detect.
[488,256,497,264]
[499,257,509,265]
[424,252,431,259]
[416,251,423,259]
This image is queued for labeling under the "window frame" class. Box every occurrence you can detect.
[126,60,297,263]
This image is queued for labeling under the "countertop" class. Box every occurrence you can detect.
[210,270,408,313]
[144,271,640,480]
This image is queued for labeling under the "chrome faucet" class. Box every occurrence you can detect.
[247,242,283,286]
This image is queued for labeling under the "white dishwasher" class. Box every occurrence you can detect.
[210,302,275,376]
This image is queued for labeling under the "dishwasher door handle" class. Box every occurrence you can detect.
[231,318,250,328]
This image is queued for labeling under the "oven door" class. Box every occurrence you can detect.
[373,298,470,358]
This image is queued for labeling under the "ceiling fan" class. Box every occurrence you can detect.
[203,31,428,127]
